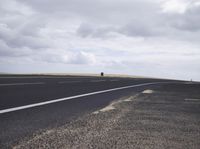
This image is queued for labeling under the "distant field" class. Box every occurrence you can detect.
[0,73,156,79]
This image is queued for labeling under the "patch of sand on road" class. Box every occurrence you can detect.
[93,94,140,114]
[93,100,122,114]
[142,89,154,94]
[123,97,133,102]
[93,103,115,114]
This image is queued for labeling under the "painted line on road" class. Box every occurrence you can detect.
[184,98,200,101]
[0,82,45,86]
[110,80,119,82]
[59,81,82,84]
[0,82,169,114]
[90,80,106,82]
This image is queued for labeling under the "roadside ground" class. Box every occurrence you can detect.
[13,83,200,149]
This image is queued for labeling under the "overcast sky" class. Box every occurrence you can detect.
[0,0,200,80]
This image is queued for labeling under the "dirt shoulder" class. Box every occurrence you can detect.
[14,83,200,149]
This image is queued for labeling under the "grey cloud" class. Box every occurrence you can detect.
[8,36,48,49]
[16,0,139,14]
[76,21,160,39]
[37,51,96,65]
[18,19,46,37]
[0,40,33,57]
[77,23,118,38]
[50,0,162,38]
[17,0,161,31]
[0,20,48,49]
[12,0,200,40]
[170,6,200,32]
[0,40,14,57]
[76,23,95,38]
[13,0,175,39]
[119,21,159,37]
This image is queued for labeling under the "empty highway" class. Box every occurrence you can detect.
[0,75,169,111]
[0,75,199,148]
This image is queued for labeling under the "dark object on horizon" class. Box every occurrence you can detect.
[101,72,104,76]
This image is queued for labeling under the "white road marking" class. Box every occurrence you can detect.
[184,98,200,101]
[59,81,82,84]
[0,82,169,114]
[90,80,106,82]
[110,80,119,82]
[0,82,45,86]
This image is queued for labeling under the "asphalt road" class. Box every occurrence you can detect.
[0,75,169,110]
[1,75,198,148]
[14,83,200,149]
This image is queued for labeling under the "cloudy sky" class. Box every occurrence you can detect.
[0,0,200,80]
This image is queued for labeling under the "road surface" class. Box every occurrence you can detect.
[0,75,199,148]
[0,75,167,111]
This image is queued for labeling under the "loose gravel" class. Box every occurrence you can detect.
[13,83,200,149]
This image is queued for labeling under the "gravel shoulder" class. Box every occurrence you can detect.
[13,83,200,149]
